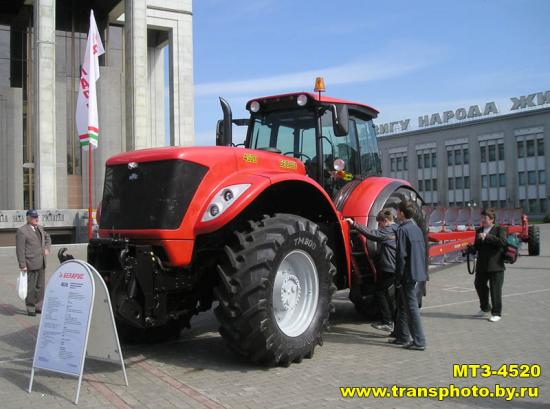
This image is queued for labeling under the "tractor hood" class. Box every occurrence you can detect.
[105,146,306,176]
[99,146,308,265]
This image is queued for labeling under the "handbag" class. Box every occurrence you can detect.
[17,271,27,300]
[503,234,520,264]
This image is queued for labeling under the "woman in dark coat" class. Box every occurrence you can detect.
[473,208,507,322]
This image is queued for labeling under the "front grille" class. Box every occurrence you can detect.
[100,159,208,230]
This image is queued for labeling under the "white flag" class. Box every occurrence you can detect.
[76,10,105,151]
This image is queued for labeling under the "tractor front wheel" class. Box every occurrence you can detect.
[214,214,336,366]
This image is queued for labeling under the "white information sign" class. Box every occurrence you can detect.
[28,259,127,404]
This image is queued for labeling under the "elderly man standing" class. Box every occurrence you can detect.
[16,209,51,316]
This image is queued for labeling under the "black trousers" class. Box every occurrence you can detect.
[25,268,45,311]
[474,270,504,316]
[375,272,395,324]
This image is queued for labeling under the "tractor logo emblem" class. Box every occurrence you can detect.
[243,153,258,163]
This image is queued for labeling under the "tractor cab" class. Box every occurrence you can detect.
[217,83,381,198]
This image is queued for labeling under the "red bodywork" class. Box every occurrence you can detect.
[99,145,351,273]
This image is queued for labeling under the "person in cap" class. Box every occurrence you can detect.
[15,210,51,316]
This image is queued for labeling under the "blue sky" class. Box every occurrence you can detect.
[191,0,550,146]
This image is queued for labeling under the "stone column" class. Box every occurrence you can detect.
[170,11,194,146]
[145,2,195,147]
[33,0,56,209]
[148,39,167,147]
[124,0,148,150]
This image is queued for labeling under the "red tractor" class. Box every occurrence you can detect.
[89,84,426,366]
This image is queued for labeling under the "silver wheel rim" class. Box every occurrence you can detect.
[273,249,319,337]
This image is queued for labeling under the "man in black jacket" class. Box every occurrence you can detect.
[473,208,507,322]
[346,209,398,332]
[392,201,427,351]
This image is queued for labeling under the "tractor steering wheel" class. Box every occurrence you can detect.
[283,152,312,161]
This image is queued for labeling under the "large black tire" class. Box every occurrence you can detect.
[350,187,427,317]
[214,214,336,366]
[528,225,540,256]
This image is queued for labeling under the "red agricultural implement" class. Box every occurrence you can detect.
[425,206,539,259]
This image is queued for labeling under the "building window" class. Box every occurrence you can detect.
[424,153,430,168]
[482,175,488,188]
[433,178,437,190]
[498,143,504,161]
[403,157,408,171]
[518,172,526,186]
[396,157,403,171]
[537,138,545,156]
[528,170,536,185]
[529,199,539,213]
[526,140,535,157]
[417,154,423,169]
[463,148,469,164]
[499,173,506,187]
[489,174,497,188]
[490,200,498,208]
[455,177,463,189]
[455,149,462,165]
[390,158,396,171]
[541,199,548,213]
[488,145,496,162]
[464,176,470,189]
[519,199,527,212]
[447,150,453,166]
[431,152,437,167]
[418,180,423,191]
[517,141,525,158]
[539,170,546,184]
[424,179,431,191]
[448,177,454,190]
[480,146,486,162]
[500,200,507,209]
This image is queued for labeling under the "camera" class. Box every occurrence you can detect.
[461,244,476,257]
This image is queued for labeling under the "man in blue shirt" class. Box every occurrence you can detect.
[391,201,427,351]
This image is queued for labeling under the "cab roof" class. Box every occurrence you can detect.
[246,92,379,118]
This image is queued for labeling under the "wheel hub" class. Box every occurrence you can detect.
[272,249,319,337]
[280,274,301,311]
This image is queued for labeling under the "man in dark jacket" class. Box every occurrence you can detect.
[473,208,507,322]
[391,201,427,351]
[346,209,398,332]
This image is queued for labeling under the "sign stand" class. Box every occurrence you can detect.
[28,259,128,404]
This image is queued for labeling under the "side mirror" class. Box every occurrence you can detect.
[331,104,349,136]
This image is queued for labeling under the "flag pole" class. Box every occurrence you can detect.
[88,144,93,240]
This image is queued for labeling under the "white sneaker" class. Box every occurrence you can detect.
[475,310,489,318]
[489,315,501,322]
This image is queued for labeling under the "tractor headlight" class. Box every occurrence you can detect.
[296,94,308,106]
[202,184,251,222]
[250,101,261,113]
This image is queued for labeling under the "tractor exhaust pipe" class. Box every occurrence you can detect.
[217,97,233,146]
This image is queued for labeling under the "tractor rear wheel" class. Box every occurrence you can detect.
[214,214,336,366]
[528,225,540,256]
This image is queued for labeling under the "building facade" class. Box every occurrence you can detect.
[377,91,550,217]
[0,0,194,212]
